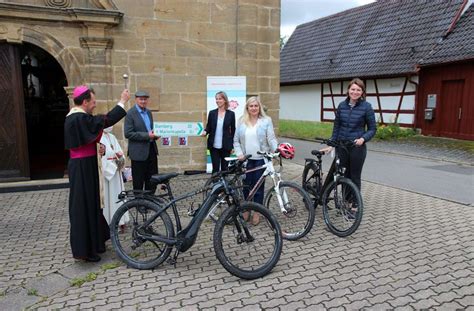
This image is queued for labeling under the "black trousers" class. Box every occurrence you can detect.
[210,147,231,173]
[337,144,367,190]
[132,143,158,192]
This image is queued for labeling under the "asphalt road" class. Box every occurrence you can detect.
[283,137,474,206]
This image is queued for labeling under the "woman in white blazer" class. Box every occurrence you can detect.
[234,96,278,225]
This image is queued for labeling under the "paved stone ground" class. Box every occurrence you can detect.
[282,136,473,166]
[369,140,473,166]
[0,162,473,310]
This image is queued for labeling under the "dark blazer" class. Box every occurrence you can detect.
[124,106,158,161]
[205,109,236,151]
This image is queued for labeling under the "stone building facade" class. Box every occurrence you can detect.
[0,0,280,180]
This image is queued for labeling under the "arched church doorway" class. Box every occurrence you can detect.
[19,43,69,179]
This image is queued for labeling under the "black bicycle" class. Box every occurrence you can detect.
[302,138,363,237]
[110,163,283,280]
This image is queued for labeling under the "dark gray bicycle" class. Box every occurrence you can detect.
[110,161,283,280]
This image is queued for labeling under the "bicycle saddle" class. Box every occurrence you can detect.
[311,150,325,157]
[150,173,179,184]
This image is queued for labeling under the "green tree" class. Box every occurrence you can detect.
[280,35,288,50]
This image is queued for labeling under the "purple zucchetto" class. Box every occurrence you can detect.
[73,85,89,99]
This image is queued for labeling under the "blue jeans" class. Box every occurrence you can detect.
[243,159,265,205]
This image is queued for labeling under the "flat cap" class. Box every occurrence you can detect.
[135,90,150,98]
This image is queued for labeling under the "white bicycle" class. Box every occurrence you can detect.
[203,152,315,241]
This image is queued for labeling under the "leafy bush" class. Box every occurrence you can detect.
[375,124,416,140]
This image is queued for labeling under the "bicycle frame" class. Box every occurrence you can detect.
[132,175,239,253]
[304,140,352,203]
[241,153,291,214]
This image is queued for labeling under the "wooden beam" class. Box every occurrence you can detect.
[374,79,384,124]
[395,77,409,123]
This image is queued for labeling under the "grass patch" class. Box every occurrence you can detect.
[279,119,332,140]
[101,262,121,272]
[27,288,38,296]
[70,272,97,287]
[68,262,121,288]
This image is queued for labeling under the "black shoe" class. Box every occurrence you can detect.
[74,255,101,262]
[86,255,101,262]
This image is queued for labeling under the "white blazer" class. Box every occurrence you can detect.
[233,117,278,157]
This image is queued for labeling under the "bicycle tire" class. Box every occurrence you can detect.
[110,199,175,270]
[264,181,315,240]
[213,202,283,280]
[321,177,363,237]
[302,162,322,199]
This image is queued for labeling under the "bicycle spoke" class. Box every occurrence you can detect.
[322,178,363,237]
[265,181,314,240]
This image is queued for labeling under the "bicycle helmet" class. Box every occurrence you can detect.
[277,142,295,159]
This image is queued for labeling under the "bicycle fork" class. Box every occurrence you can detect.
[272,176,290,214]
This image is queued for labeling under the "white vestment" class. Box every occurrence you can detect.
[100,132,128,225]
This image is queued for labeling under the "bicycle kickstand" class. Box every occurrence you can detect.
[167,249,180,268]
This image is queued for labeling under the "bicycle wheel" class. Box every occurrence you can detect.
[110,199,175,269]
[322,177,363,237]
[213,202,283,280]
[264,181,315,240]
[302,162,322,199]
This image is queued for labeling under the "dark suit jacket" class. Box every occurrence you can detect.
[205,109,236,151]
[124,106,158,161]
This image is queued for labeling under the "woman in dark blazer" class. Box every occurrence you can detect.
[203,91,236,173]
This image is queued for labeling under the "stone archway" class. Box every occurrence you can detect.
[21,27,84,90]
[0,27,85,180]
[17,28,86,179]
[19,42,70,179]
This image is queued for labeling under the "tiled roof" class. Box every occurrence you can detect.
[419,4,474,66]
[280,0,464,84]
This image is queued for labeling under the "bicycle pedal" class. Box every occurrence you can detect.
[167,257,177,266]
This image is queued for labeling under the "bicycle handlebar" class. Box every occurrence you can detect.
[257,151,281,159]
[314,137,355,148]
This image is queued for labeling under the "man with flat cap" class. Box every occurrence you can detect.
[124,90,160,192]
[64,86,130,262]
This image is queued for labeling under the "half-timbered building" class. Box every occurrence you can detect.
[280,0,469,131]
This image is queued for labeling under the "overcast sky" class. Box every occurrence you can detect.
[281,0,473,38]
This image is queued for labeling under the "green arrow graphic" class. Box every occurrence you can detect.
[196,122,203,135]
